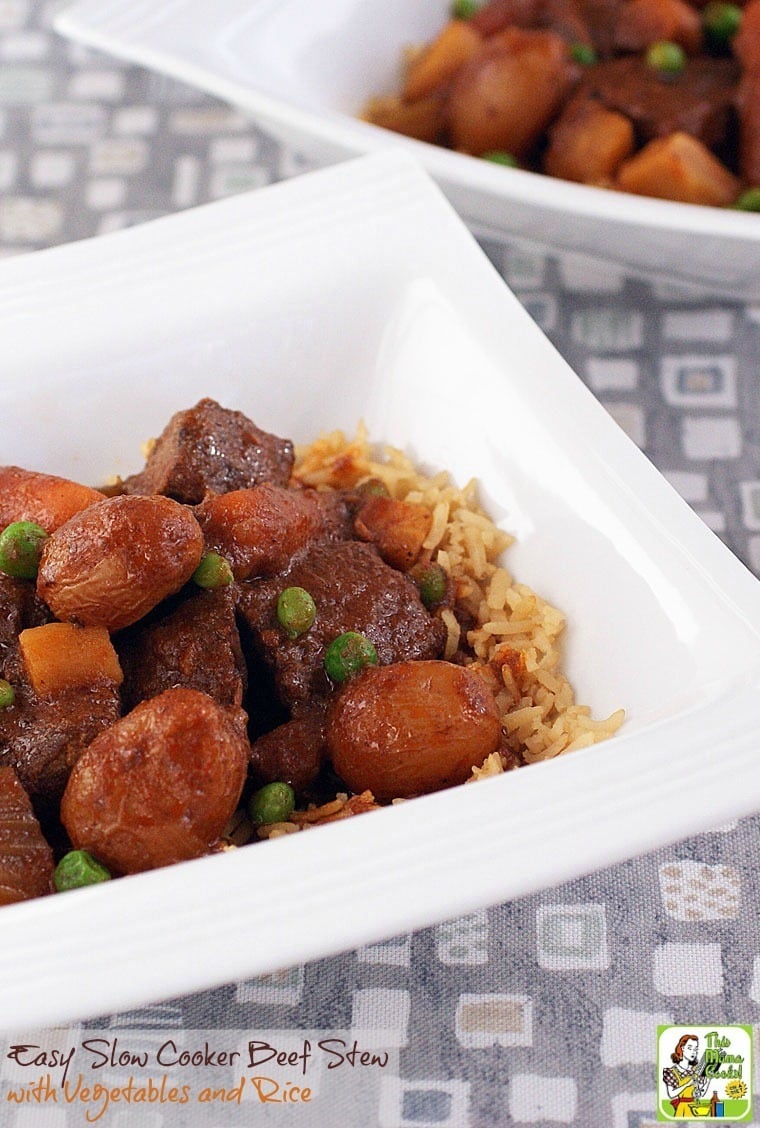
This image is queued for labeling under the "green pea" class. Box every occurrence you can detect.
[702,1,742,48]
[646,40,686,75]
[410,562,448,608]
[192,551,234,589]
[452,0,479,17]
[482,150,519,167]
[357,478,390,500]
[54,849,111,892]
[0,521,49,580]
[277,586,317,638]
[249,781,296,826]
[734,187,760,211]
[0,679,14,709]
[570,42,598,66]
[324,631,379,683]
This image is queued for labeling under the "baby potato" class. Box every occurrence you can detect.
[196,483,323,580]
[448,28,575,157]
[60,687,249,875]
[0,466,103,533]
[37,495,204,632]
[326,660,502,800]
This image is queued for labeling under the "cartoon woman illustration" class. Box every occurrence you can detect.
[662,1035,709,1117]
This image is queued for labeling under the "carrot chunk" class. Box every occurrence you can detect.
[616,131,740,206]
[19,622,123,698]
[403,19,482,103]
[545,98,635,184]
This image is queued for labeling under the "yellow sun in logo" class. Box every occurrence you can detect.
[725,1079,747,1099]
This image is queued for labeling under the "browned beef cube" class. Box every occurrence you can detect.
[116,586,247,712]
[0,574,49,668]
[238,540,447,709]
[249,705,327,792]
[124,398,294,503]
[0,766,54,904]
[737,68,760,183]
[470,0,543,36]
[577,0,623,57]
[578,57,740,151]
[540,0,593,47]
[0,678,121,812]
[307,487,355,544]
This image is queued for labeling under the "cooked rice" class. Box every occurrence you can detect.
[254,425,624,839]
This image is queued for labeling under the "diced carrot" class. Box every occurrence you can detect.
[354,497,433,571]
[402,19,483,103]
[614,0,703,54]
[616,131,740,205]
[545,97,635,184]
[0,466,103,534]
[19,622,123,698]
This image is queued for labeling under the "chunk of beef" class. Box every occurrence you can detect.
[0,767,54,904]
[613,0,703,56]
[471,0,598,48]
[0,574,49,671]
[577,56,740,151]
[0,676,121,813]
[238,540,447,710]
[123,398,294,503]
[116,586,247,712]
[249,705,327,792]
[307,487,355,543]
[539,0,593,45]
[737,68,760,182]
[577,0,622,56]
[471,0,543,36]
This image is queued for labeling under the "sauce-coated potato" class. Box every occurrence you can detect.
[326,660,502,800]
[37,494,204,632]
[448,29,575,157]
[61,688,249,874]
[196,483,323,580]
[0,466,102,533]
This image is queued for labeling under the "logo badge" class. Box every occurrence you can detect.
[657,1025,753,1121]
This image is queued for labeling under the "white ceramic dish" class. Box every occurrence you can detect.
[54,0,760,299]
[0,152,758,1032]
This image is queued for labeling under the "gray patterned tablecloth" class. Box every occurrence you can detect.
[0,4,758,1126]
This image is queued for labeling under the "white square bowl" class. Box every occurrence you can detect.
[54,0,760,299]
[0,152,758,1031]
